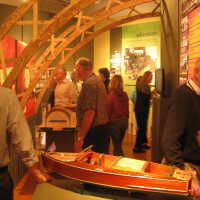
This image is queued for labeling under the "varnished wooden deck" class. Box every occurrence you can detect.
[109,133,152,161]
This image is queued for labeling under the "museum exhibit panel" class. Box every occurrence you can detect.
[0,0,199,200]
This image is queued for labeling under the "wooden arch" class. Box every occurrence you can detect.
[36,12,160,111]
[0,0,160,109]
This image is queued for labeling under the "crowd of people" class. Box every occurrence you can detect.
[1,56,200,199]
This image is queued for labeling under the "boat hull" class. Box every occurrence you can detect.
[42,153,190,196]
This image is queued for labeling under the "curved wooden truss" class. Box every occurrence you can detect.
[35,12,160,111]
[0,0,160,108]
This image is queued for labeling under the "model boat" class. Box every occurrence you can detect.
[41,148,192,197]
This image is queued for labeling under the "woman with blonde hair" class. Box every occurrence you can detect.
[133,71,153,153]
[107,75,129,156]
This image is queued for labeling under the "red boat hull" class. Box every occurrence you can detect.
[41,151,191,196]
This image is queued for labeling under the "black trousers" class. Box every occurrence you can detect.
[0,166,13,200]
[108,119,128,156]
[83,123,109,154]
[134,111,149,148]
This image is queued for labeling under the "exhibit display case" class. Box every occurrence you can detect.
[180,0,200,84]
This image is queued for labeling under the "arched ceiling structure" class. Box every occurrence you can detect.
[0,0,161,109]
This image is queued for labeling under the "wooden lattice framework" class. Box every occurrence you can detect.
[0,0,161,110]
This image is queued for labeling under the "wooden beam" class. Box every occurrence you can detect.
[23,0,155,108]
[85,31,93,35]
[0,0,38,40]
[20,62,51,108]
[38,0,69,14]
[27,63,43,69]
[35,25,76,67]
[17,20,51,25]
[113,0,123,5]
[59,13,161,68]
[64,48,73,51]
[61,51,65,62]
[3,0,155,106]
[76,12,83,30]
[53,38,67,42]
[153,0,159,5]
[75,15,93,21]
[33,0,39,40]
[105,0,112,11]
[81,32,85,41]
[152,3,160,13]
[128,7,142,16]
[51,35,55,57]
[3,0,97,88]
[35,11,160,110]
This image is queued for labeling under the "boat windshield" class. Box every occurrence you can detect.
[112,158,147,172]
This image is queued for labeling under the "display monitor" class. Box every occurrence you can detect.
[155,68,165,96]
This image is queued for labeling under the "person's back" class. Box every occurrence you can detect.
[134,77,151,113]
[107,75,129,156]
[161,58,200,198]
[108,89,129,121]
[162,83,200,167]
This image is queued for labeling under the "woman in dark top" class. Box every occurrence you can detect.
[133,71,153,153]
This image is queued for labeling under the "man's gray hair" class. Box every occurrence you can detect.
[75,57,93,69]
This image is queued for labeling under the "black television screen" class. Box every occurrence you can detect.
[155,68,165,96]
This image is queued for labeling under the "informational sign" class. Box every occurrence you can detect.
[180,3,200,84]
[122,21,160,80]
[110,51,122,76]
[188,5,200,68]
[180,16,189,84]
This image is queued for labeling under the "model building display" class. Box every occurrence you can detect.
[41,148,192,197]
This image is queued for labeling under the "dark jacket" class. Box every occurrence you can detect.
[162,84,200,168]
[134,81,151,113]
